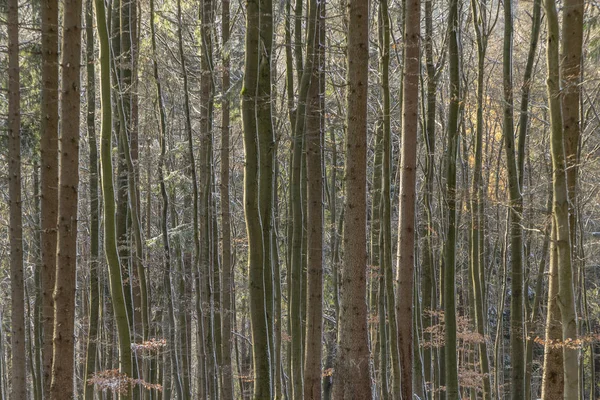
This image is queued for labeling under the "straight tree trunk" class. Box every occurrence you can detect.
[257,0,277,392]
[199,1,219,396]
[220,0,235,398]
[175,0,196,395]
[303,1,325,398]
[469,0,493,398]
[84,1,100,398]
[95,0,134,396]
[40,0,60,394]
[545,0,580,395]
[334,1,372,398]
[444,0,461,395]
[291,0,321,395]
[7,0,26,397]
[241,0,272,397]
[561,0,584,396]
[562,0,584,269]
[396,0,420,397]
[502,0,526,396]
[49,0,82,397]
[541,224,564,400]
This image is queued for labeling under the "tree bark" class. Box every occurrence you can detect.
[502,0,526,396]
[96,0,133,395]
[396,0,420,397]
[84,1,100,398]
[303,1,325,398]
[40,0,60,394]
[242,0,272,397]
[8,0,26,397]
[220,0,235,398]
[444,0,461,396]
[545,0,580,396]
[49,0,82,397]
[334,1,372,398]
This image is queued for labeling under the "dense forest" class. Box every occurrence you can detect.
[0,0,598,398]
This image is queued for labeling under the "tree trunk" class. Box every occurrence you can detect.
[84,1,100,398]
[545,0,580,395]
[303,1,325,398]
[49,0,82,397]
[444,0,460,396]
[334,1,372,398]
[96,0,133,395]
[469,0,494,397]
[502,0,526,396]
[7,0,26,397]
[40,0,60,393]
[242,0,272,397]
[396,0,420,397]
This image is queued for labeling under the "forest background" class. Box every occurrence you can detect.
[1,0,599,399]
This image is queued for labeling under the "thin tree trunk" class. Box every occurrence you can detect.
[7,0,26,396]
[84,1,100,398]
[220,0,235,398]
[444,0,461,396]
[96,0,133,396]
[469,0,493,397]
[396,0,420,397]
[502,0,526,396]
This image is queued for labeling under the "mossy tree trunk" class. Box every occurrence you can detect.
[95,0,133,396]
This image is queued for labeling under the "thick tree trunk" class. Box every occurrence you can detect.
[545,0,580,396]
[303,1,325,398]
[40,0,60,394]
[242,1,272,398]
[334,1,372,398]
[396,0,420,398]
[49,0,82,397]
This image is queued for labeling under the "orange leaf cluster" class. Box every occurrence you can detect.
[88,370,163,394]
